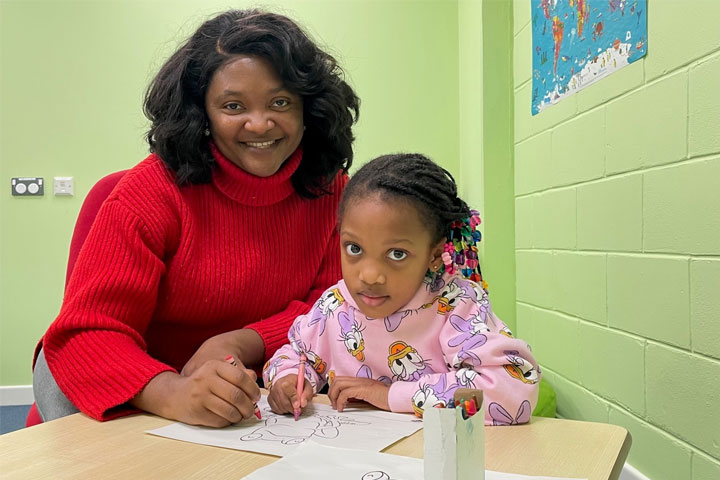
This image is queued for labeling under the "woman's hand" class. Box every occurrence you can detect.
[131,360,261,427]
[327,377,390,412]
[267,374,314,415]
[181,329,265,376]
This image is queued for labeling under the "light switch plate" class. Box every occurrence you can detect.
[53,176,74,196]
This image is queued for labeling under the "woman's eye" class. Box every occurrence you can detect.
[387,249,407,261]
[272,98,290,108]
[225,103,243,111]
[345,244,362,256]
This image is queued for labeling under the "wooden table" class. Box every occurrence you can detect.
[0,395,630,480]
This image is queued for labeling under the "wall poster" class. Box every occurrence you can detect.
[532,0,648,115]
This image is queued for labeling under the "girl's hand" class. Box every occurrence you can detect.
[181,329,264,376]
[328,377,390,412]
[267,374,314,415]
[132,360,261,427]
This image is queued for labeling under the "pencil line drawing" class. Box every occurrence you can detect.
[240,409,370,445]
[361,472,394,480]
[146,396,422,457]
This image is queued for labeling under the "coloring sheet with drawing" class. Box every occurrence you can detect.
[146,396,422,457]
[243,442,423,480]
[242,442,587,480]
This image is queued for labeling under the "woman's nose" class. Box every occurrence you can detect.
[244,112,275,134]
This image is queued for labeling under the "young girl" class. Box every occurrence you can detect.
[265,153,539,425]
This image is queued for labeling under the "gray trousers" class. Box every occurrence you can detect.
[32,348,80,421]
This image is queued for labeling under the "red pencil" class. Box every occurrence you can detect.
[225,355,261,420]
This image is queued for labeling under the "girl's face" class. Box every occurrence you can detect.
[205,55,304,177]
[339,195,445,319]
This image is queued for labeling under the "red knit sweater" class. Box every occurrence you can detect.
[43,145,345,421]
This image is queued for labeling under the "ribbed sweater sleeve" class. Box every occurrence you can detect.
[44,194,176,420]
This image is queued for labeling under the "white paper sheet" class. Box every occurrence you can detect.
[146,396,422,457]
[241,442,587,480]
[242,441,423,480]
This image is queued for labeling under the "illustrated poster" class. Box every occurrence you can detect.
[532,0,647,114]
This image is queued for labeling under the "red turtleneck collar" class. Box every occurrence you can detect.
[210,142,303,206]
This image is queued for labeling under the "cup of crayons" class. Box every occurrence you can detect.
[443,392,481,420]
[424,388,485,480]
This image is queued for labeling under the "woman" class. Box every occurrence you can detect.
[33,9,359,427]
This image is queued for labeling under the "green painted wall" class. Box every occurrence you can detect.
[458,0,486,293]
[458,0,516,331]
[458,0,485,215]
[513,1,720,479]
[0,0,460,386]
[481,0,515,330]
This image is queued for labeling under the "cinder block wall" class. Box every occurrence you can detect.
[512,1,720,479]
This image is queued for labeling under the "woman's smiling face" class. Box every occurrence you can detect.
[205,55,304,177]
[339,194,445,319]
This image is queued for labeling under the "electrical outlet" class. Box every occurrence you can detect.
[53,176,74,196]
[11,177,44,196]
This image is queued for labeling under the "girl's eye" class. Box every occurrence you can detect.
[387,249,407,261]
[345,244,362,256]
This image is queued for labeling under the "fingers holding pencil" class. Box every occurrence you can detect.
[225,355,262,420]
[266,373,313,416]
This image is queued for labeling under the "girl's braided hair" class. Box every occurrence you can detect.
[338,153,485,286]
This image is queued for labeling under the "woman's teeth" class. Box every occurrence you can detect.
[245,140,277,148]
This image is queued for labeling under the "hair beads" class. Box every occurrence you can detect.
[443,210,487,289]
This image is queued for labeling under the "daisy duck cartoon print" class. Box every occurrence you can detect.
[264,153,540,425]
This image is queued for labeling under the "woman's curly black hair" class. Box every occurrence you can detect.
[143,9,360,197]
[338,153,471,243]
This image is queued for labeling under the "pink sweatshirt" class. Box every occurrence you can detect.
[264,272,540,425]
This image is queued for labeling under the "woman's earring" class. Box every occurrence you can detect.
[204,127,210,137]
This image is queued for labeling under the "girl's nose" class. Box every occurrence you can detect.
[359,264,386,285]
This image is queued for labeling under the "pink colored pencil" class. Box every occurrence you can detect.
[294,354,307,421]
